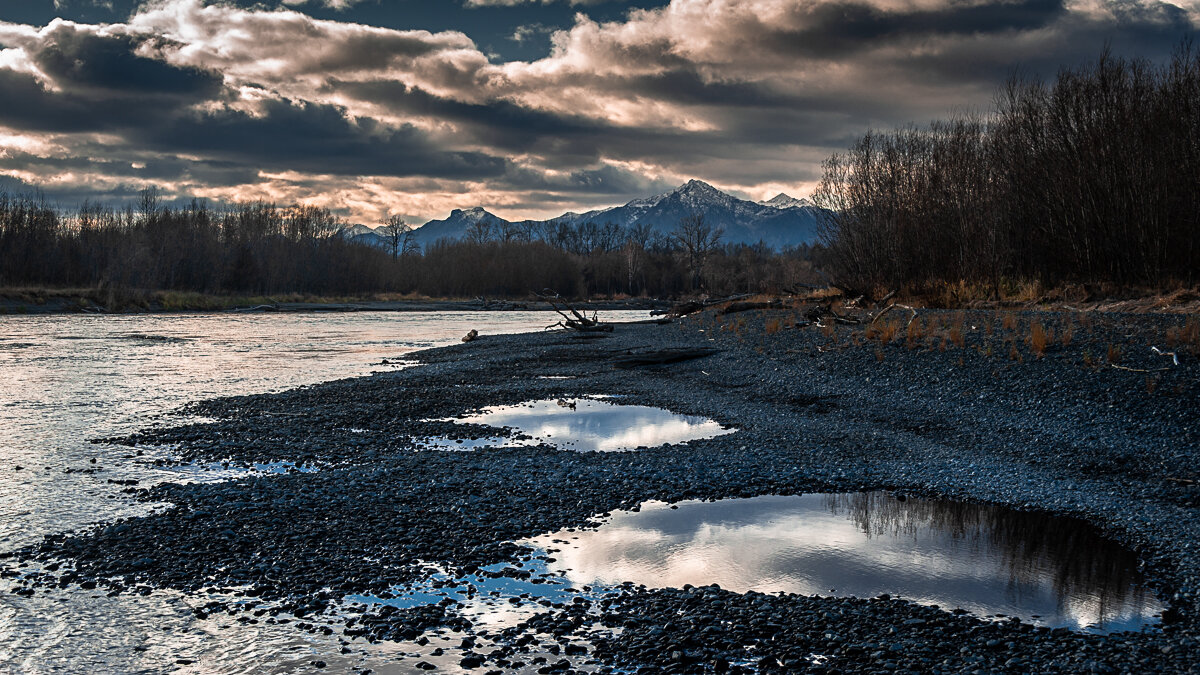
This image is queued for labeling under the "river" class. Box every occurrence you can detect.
[0,310,645,674]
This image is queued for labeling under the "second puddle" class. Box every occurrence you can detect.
[526,492,1166,633]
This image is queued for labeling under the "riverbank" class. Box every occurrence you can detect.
[0,287,667,315]
[10,305,1200,672]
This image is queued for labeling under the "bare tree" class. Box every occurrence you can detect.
[137,186,161,223]
[671,213,724,290]
[381,214,416,259]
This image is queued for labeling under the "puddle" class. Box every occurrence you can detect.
[440,398,733,452]
[341,561,612,672]
[160,460,323,483]
[526,493,1166,633]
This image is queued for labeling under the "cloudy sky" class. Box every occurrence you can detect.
[0,0,1194,225]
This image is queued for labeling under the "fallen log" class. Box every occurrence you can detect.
[613,347,720,369]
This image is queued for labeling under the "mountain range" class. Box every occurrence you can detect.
[346,180,824,251]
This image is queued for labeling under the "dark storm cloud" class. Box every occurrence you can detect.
[29,24,222,96]
[329,75,848,173]
[330,78,609,150]
[0,24,224,133]
[763,0,1070,58]
[500,163,676,196]
[143,98,509,179]
[0,172,147,210]
[616,69,801,108]
[0,68,200,133]
[0,150,260,187]
[895,3,1193,86]
[0,0,1197,222]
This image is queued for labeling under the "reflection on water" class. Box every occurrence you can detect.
[449,397,733,452]
[342,561,609,673]
[0,310,647,674]
[527,493,1165,633]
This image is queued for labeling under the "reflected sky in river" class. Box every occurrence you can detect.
[528,493,1166,633]
[452,397,733,452]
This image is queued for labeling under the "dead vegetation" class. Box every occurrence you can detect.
[678,289,1196,383]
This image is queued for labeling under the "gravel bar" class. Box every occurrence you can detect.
[8,307,1200,673]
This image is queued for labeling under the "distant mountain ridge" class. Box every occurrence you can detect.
[344,180,824,250]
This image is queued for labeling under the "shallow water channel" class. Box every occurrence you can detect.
[526,492,1166,633]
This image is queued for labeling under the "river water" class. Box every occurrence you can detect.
[0,310,645,674]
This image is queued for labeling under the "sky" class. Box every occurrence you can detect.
[0,0,1195,225]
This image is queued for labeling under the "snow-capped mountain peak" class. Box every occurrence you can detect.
[760,193,812,209]
[390,179,825,251]
[449,206,493,222]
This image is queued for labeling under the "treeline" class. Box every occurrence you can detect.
[0,191,822,299]
[814,46,1200,293]
[0,191,394,295]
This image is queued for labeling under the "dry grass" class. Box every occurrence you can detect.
[866,320,900,345]
[949,322,965,348]
[1012,280,1044,303]
[905,317,924,348]
[1002,312,1017,331]
[1008,344,1023,363]
[1061,322,1074,347]
[764,318,782,335]
[1029,322,1050,358]
[821,322,836,339]
[1077,311,1093,332]
[1106,343,1122,365]
[1166,316,1200,353]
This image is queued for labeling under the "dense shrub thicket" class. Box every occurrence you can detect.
[0,191,822,299]
[814,47,1200,293]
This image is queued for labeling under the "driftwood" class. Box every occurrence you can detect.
[781,282,829,294]
[473,296,529,311]
[1110,346,1180,372]
[462,329,479,343]
[664,293,754,318]
[720,300,781,315]
[613,347,720,369]
[805,302,861,326]
[537,290,613,332]
[231,304,279,313]
[870,302,917,328]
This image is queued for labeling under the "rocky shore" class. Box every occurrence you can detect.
[8,306,1200,673]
